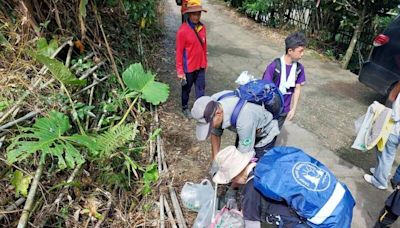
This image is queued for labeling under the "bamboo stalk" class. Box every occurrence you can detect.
[73,75,110,96]
[17,162,44,228]
[160,138,168,172]
[164,196,178,228]
[85,87,95,130]
[168,185,187,228]
[70,52,94,70]
[0,111,38,131]
[157,135,162,174]
[0,198,26,221]
[78,61,105,80]
[160,194,165,228]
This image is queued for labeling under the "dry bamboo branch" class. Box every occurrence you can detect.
[160,194,165,228]
[70,52,94,70]
[78,61,105,80]
[157,135,162,174]
[85,87,95,129]
[0,198,26,221]
[160,138,168,172]
[164,196,178,228]
[17,162,44,228]
[148,106,155,163]
[0,136,6,149]
[168,185,187,228]
[0,111,38,131]
[73,75,110,96]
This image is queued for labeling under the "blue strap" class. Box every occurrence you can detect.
[217,92,235,101]
[231,99,246,128]
[217,92,245,128]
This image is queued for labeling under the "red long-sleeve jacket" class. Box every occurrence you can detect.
[176,22,207,75]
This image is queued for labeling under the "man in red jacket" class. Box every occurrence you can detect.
[176,0,207,118]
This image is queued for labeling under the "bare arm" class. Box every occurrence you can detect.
[287,84,302,121]
[211,134,221,160]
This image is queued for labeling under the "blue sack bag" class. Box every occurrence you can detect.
[253,147,355,228]
[218,79,283,128]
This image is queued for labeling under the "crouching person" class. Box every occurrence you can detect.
[374,182,400,228]
[212,146,355,228]
[191,92,279,160]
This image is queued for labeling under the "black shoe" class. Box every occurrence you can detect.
[390,178,399,190]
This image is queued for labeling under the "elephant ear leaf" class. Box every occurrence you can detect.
[122,63,169,105]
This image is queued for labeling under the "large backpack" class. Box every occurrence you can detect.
[217,79,284,128]
[271,58,303,84]
[253,147,355,228]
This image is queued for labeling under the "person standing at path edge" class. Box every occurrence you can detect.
[175,0,207,118]
[262,32,307,129]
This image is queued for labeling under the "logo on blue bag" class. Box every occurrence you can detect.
[292,162,330,192]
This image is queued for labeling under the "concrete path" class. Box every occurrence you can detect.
[161,0,398,226]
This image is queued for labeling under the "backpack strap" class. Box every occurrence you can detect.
[217,92,245,128]
[217,92,235,101]
[272,58,303,84]
[231,99,246,128]
[272,58,281,84]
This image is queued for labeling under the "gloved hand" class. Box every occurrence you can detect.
[209,161,219,177]
[225,188,238,210]
[226,198,238,210]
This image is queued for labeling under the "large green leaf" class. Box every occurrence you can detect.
[7,111,86,170]
[122,63,169,105]
[36,38,58,57]
[30,52,85,86]
[11,170,32,197]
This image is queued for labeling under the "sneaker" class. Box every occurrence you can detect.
[364,174,387,190]
[182,109,192,119]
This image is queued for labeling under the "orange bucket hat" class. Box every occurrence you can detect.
[184,0,207,14]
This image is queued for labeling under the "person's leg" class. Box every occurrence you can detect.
[277,113,287,130]
[194,69,205,99]
[374,207,399,228]
[181,72,195,110]
[393,165,400,186]
[372,134,400,188]
[255,139,275,159]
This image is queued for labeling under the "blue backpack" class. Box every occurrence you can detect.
[218,80,283,128]
[253,147,355,228]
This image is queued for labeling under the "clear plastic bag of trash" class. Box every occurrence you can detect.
[210,206,244,228]
[235,71,256,85]
[193,198,218,228]
[180,179,214,212]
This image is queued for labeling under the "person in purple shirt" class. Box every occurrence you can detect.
[262,32,306,129]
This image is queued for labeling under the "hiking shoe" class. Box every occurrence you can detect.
[364,174,387,190]
[182,109,192,119]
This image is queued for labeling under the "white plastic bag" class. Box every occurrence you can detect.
[235,71,255,85]
[180,179,214,212]
[193,199,215,228]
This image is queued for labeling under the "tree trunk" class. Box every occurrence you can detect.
[341,4,366,69]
